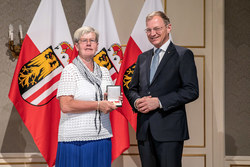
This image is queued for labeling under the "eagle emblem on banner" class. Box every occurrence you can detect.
[123,63,136,90]
[18,42,72,106]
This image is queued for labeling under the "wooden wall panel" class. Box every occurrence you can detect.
[166,0,205,48]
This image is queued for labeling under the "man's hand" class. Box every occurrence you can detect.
[135,96,160,113]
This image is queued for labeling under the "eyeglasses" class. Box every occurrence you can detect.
[145,26,164,34]
[78,39,97,44]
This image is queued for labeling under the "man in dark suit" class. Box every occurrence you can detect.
[124,11,199,167]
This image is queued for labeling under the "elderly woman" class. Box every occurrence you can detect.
[55,26,118,167]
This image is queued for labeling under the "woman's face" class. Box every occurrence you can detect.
[75,32,98,59]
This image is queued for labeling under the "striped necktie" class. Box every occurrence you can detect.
[150,48,161,83]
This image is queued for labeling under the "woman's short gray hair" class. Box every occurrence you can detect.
[73,26,99,43]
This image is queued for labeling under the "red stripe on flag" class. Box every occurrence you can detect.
[116,37,142,131]
[69,47,78,63]
[110,110,129,161]
[25,73,61,103]
[38,89,58,106]
[111,72,118,81]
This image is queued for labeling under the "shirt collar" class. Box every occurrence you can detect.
[154,39,171,53]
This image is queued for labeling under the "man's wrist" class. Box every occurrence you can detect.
[134,98,140,109]
[157,97,162,108]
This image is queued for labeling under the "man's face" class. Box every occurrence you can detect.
[146,15,171,48]
[75,32,98,59]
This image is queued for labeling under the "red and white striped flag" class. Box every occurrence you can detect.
[117,0,164,131]
[83,0,130,162]
[8,0,73,166]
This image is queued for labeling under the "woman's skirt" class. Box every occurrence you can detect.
[55,138,111,167]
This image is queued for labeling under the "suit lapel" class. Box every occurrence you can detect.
[146,49,154,86]
[150,42,176,85]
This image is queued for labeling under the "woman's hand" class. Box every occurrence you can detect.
[99,101,117,114]
[104,92,108,100]
[119,92,123,103]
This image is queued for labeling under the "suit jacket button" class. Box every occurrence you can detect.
[147,91,150,94]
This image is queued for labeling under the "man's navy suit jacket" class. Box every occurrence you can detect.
[125,42,199,142]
